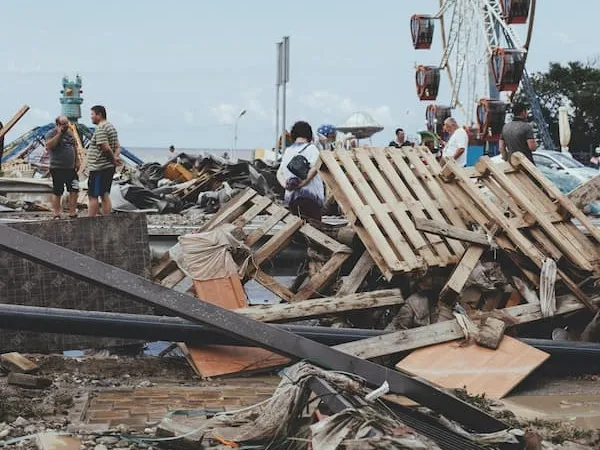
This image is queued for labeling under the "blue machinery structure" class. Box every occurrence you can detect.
[1,76,143,168]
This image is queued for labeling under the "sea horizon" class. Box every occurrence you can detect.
[126,146,256,165]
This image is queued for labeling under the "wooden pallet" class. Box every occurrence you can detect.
[439,154,600,311]
[319,147,467,280]
[154,188,352,302]
[201,188,352,301]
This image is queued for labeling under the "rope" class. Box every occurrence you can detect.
[453,304,478,342]
[539,258,557,317]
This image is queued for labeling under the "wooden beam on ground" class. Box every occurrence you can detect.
[236,289,403,323]
[334,294,600,359]
[567,175,600,211]
[337,251,375,296]
[414,218,490,247]
[0,105,30,140]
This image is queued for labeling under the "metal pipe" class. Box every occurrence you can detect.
[3,304,598,361]
[0,303,383,348]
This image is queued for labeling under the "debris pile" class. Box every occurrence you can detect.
[1,146,600,449]
[113,154,283,214]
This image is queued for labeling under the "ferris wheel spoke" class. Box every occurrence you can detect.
[483,0,526,50]
[440,2,462,69]
[449,1,477,109]
[433,0,457,19]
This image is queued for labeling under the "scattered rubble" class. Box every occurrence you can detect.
[1,146,600,449]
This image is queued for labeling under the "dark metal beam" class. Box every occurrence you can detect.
[0,224,507,433]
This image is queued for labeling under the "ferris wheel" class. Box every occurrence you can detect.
[410,0,549,146]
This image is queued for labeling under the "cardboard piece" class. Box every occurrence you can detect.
[186,275,289,377]
[395,335,549,399]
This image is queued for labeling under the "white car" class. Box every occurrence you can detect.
[531,150,598,183]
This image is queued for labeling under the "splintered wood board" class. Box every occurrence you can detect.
[395,336,549,399]
[187,275,289,378]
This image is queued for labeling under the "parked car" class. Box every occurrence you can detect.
[490,152,600,215]
[531,150,599,183]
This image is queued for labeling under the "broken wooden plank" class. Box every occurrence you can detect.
[245,204,288,247]
[567,175,600,211]
[253,270,294,302]
[337,251,375,296]
[253,216,303,265]
[236,289,404,323]
[0,105,30,140]
[0,352,38,374]
[8,372,52,389]
[199,188,257,232]
[291,252,350,301]
[396,336,549,399]
[439,245,486,304]
[335,320,466,359]
[334,294,600,360]
[414,218,490,247]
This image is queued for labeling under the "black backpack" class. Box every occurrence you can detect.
[286,143,312,180]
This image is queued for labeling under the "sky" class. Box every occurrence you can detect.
[1,0,598,151]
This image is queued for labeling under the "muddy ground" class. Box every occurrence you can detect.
[1,355,599,449]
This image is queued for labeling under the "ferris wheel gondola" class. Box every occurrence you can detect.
[410,0,537,143]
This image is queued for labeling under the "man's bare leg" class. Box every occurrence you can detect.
[88,197,100,217]
[51,194,61,217]
[101,193,112,215]
[68,192,78,217]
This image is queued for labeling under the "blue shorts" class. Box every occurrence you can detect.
[88,167,115,198]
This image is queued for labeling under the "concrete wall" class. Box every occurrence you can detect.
[0,214,153,353]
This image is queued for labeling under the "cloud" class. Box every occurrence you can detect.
[242,88,268,120]
[300,90,393,125]
[210,103,239,125]
[210,89,270,126]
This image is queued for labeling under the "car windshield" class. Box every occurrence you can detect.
[551,153,585,169]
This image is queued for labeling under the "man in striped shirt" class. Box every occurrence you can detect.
[87,105,120,217]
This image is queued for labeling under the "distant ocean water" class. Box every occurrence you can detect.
[127,147,255,165]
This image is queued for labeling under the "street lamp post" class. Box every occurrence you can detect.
[232,109,247,161]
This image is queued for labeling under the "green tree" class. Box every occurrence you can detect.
[517,61,600,160]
